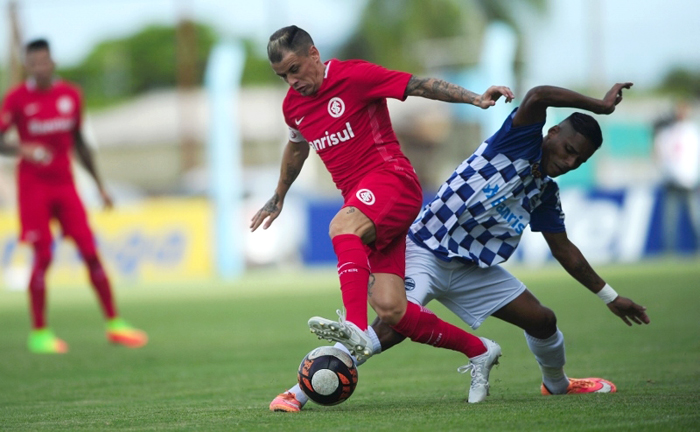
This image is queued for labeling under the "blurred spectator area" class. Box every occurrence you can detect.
[550,99,699,191]
[0,84,694,204]
[82,93,696,196]
[0,88,465,198]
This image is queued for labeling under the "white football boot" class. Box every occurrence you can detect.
[457,337,502,403]
[308,310,374,362]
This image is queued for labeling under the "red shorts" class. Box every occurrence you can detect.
[18,174,96,254]
[343,168,423,278]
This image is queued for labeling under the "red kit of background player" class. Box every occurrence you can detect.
[0,39,147,353]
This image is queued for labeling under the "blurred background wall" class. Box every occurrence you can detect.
[1,0,699,289]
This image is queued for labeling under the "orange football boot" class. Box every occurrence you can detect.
[106,318,148,348]
[269,392,303,412]
[541,377,617,395]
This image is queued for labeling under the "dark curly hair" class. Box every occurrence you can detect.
[565,112,603,149]
[26,38,50,53]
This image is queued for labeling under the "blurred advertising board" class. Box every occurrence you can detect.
[0,199,212,290]
[303,186,698,267]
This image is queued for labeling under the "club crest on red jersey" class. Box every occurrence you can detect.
[328,97,345,118]
[356,188,375,205]
[57,96,74,114]
[24,103,40,116]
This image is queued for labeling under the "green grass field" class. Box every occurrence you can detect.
[1,258,699,431]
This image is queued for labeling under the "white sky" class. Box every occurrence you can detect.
[520,0,700,89]
[1,0,699,90]
[0,0,363,64]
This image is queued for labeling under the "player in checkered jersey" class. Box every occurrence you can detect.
[0,39,147,353]
[404,82,651,396]
[252,26,515,407]
[269,82,651,412]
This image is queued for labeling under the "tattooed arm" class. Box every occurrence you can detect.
[543,231,650,326]
[250,139,310,231]
[404,76,514,109]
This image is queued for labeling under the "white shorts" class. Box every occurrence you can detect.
[404,238,526,330]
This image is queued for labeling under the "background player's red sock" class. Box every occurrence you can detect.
[332,234,370,330]
[28,242,52,329]
[392,301,487,358]
[84,254,117,319]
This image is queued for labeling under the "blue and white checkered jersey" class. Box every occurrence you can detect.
[409,108,566,267]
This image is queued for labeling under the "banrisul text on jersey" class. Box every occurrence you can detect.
[308,122,355,151]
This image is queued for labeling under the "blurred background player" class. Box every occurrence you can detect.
[251,25,512,377]
[0,39,147,354]
[270,82,650,412]
[652,101,700,253]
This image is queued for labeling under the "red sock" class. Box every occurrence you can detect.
[391,302,487,358]
[332,234,370,330]
[84,254,117,319]
[28,242,52,329]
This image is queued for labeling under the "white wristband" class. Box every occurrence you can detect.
[596,283,618,304]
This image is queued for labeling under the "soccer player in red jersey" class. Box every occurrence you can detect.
[252,26,513,377]
[0,39,147,353]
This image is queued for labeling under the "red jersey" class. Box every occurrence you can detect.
[0,79,83,183]
[283,59,416,197]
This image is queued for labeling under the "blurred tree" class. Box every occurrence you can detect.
[58,22,279,108]
[338,0,545,83]
[241,39,285,87]
[473,0,546,87]
[339,0,470,73]
[658,67,700,99]
[59,23,216,108]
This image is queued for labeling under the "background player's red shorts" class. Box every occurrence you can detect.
[343,168,423,278]
[18,174,96,254]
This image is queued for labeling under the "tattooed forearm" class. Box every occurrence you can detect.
[367,274,376,297]
[282,163,300,186]
[405,76,479,104]
[279,141,309,189]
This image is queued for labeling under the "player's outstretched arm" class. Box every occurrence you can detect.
[512,83,633,128]
[73,130,113,209]
[543,231,650,326]
[250,139,310,232]
[404,76,514,108]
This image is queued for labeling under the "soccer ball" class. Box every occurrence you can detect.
[297,346,358,406]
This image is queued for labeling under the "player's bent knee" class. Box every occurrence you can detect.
[369,297,406,326]
[328,208,375,242]
[374,307,404,326]
[527,306,558,338]
[32,242,53,271]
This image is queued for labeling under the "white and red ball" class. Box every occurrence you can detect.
[297,346,358,406]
